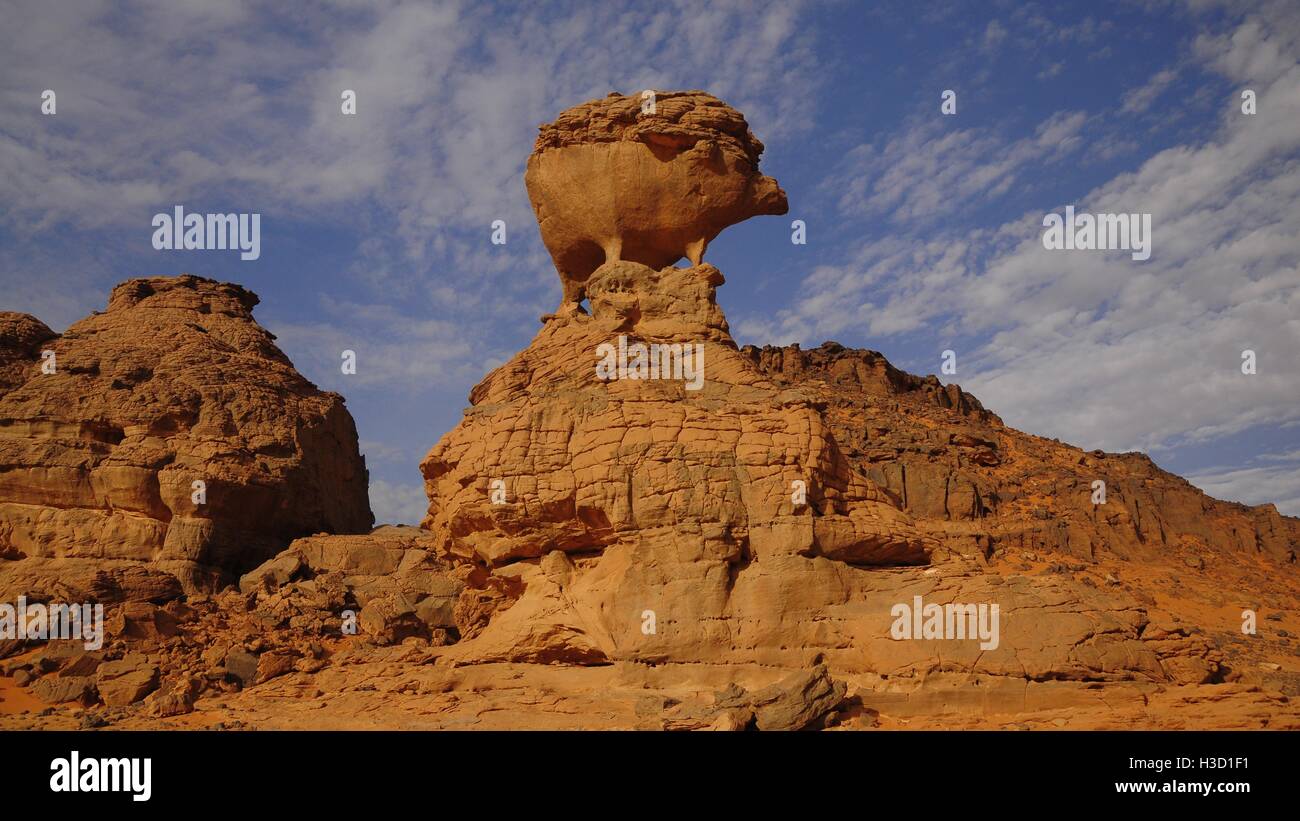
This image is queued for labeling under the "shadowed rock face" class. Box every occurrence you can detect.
[0,275,373,592]
[525,90,788,305]
[0,313,57,395]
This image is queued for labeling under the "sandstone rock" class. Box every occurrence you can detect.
[0,312,57,396]
[96,654,160,706]
[223,648,259,687]
[748,665,847,731]
[33,674,97,706]
[3,91,1299,733]
[526,91,787,305]
[87,565,185,604]
[0,275,373,593]
[0,560,184,605]
[239,552,304,594]
[32,642,84,673]
[57,652,103,678]
[107,602,180,641]
[0,656,30,676]
[414,594,456,631]
[147,688,195,717]
[239,527,465,645]
[410,91,1298,726]
[359,594,427,646]
[422,255,940,669]
[254,651,297,684]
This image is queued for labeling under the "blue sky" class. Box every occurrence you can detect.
[2,0,1298,522]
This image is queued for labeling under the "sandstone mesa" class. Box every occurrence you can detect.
[1,91,1298,730]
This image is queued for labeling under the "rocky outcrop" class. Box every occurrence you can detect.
[239,526,463,646]
[420,258,955,668]
[413,92,1278,697]
[2,91,1298,731]
[0,275,373,592]
[745,341,1300,567]
[526,91,787,305]
[408,89,1299,720]
[0,313,57,396]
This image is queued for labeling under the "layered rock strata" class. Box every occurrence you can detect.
[0,275,372,592]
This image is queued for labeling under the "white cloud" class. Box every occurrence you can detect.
[1188,454,1300,517]
[264,299,495,393]
[0,0,817,255]
[369,478,428,526]
[1,0,823,378]
[746,8,1300,465]
[830,110,1088,225]
[981,20,1008,54]
[1121,68,1179,113]
[359,439,411,464]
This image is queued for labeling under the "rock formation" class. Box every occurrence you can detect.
[2,93,1298,731]
[412,91,1300,717]
[413,249,1279,696]
[0,313,57,395]
[526,91,788,305]
[0,275,373,594]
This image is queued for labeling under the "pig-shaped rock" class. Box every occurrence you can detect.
[525,90,788,306]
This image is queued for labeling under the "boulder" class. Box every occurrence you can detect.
[223,648,259,687]
[96,654,160,706]
[749,665,847,731]
[33,674,97,706]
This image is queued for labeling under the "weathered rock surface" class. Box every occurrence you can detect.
[2,92,1298,731]
[239,526,463,645]
[0,561,183,604]
[526,91,787,305]
[743,341,1300,568]
[746,665,848,731]
[414,249,1250,693]
[0,275,373,592]
[0,312,57,395]
[96,653,160,706]
[407,90,1300,724]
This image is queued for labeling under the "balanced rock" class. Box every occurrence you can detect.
[0,275,373,592]
[415,91,1297,721]
[525,91,788,305]
[6,91,1298,731]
